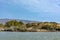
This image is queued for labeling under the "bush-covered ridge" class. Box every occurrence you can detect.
[0,20,60,32]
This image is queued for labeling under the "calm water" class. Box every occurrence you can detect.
[0,32,60,40]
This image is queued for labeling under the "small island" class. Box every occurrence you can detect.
[0,19,60,32]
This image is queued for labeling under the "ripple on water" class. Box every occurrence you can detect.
[0,32,60,40]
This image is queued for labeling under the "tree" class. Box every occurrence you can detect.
[26,23,31,28]
[19,21,24,25]
[5,20,24,27]
[0,24,4,27]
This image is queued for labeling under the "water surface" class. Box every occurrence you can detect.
[0,32,60,40]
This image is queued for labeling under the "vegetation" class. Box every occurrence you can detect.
[0,20,60,32]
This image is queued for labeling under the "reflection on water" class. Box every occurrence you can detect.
[0,32,60,40]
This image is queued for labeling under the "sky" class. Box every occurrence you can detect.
[0,0,60,22]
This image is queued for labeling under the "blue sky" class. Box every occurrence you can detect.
[0,0,60,22]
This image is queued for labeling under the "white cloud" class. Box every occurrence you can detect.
[1,0,60,13]
[8,0,60,13]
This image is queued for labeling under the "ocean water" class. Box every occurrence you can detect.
[0,32,60,40]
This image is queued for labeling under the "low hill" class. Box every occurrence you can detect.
[0,19,39,24]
